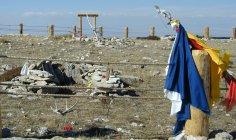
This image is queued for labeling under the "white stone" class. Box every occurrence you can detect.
[186,135,207,140]
[215,132,233,140]
[225,114,230,117]
[2,64,12,71]
[28,70,53,78]
[84,38,90,42]
[29,75,50,81]
[106,77,120,84]
[35,80,48,86]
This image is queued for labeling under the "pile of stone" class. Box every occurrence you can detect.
[94,37,135,48]
[160,35,176,41]
[77,63,136,96]
[1,61,135,96]
[169,130,236,140]
[75,36,135,48]
[1,61,61,94]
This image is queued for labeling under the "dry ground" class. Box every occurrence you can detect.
[0,35,236,139]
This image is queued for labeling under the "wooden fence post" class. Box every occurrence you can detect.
[73,25,77,37]
[150,27,155,36]
[185,50,210,137]
[125,27,129,39]
[94,16,97,32]
[79,16,83,37]
[98,26,103,37]
[233,28,236,39]
[19,23,23,35]
[204,26,209,39]
[48,24,54,38]
[106,67,110,81]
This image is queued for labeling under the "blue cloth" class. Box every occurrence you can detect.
[164,24,210,135]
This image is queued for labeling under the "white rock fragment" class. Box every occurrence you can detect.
[215,132,233,140]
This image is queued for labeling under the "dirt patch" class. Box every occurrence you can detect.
[0,35,236,139]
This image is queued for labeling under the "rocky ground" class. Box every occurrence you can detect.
[0,34,236,139]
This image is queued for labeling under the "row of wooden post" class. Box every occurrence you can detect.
[17,23,236,39]
[0,27,230,139]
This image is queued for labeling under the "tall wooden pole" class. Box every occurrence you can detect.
[185,50,210,137]
[204,26,209,39]
[233,27,236,39]
[48,24,54,38]
[94,16,97,32]
[150,27,155,36]
[98,26,103,37]
[19,23,23,35]
[125,27,129,39]
[79,16,83,37]
[73,25,76,37]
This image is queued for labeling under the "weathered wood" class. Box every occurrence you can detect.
[0,67,22,82]
[19,23,23,35]
[73,25,76,37]
[98,26,103,37]
[48,24,54,38]
[77,14,99,37]
[77,14,98,17]
[150,27,155,36]
[106,68,110,81]
[94,16,97,32]
[185,50,210,137]
[204,26,209,39]
[233,28,236,39]
[79,16,83,36]
[125,27,129,39]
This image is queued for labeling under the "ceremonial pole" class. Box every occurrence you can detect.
[185,50,210,136]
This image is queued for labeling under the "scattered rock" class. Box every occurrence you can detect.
[37,127,50,137]
[215,132,233,140]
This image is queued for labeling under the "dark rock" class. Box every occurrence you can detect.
[208,129,226,139]
[136,36,160,40]
[229,130,236,140]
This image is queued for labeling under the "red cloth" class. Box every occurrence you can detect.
[188,38,204,50]
[64,125,73,131]
[221,79,236,112]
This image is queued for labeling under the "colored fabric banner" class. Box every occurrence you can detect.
[187,33,230,106]
[221,79,236,111]
[164,24,210,135]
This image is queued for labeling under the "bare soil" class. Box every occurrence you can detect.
[0,35,236,139]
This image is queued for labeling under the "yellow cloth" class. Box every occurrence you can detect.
[187,32,230,106]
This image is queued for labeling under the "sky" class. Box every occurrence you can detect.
[0,0,236,37]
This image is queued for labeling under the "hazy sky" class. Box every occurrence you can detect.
[0,0,236,37]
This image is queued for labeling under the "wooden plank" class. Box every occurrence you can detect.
[77,14,98,17]
[185,50,210,137]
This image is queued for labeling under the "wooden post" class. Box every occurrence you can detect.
[94,16,97,32]
[233,28,236,39]
[77,14,98,37]
[185,50,210,137]
[106,67,110,81]
[98,26,103,37]
[19,23,23,35]
[73,25,77,37]
[79,16,83,36]
[204,26,209,39]
[48,24,54,38]
[125,27,129,39]
[150,27,155,36]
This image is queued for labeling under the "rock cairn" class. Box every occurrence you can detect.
[1,62,135,96]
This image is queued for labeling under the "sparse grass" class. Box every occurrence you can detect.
[0,35,236,139]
